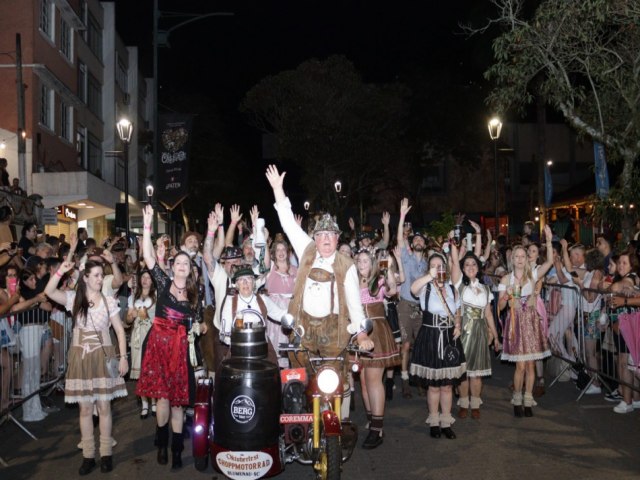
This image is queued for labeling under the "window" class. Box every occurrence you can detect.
[88,132,102,177]
[86,13,102,60]
[39,0,54,40]
[87,73,101,116]
[60,18,72,61]
[78,62,87,103]
[76,125,86,168]
[40,84,54,129]
[61,103,72,142]
[116,57,128,93]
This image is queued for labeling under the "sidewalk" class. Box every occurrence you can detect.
[1,357,638,479]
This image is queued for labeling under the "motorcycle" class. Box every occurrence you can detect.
[192,311,371,480]
[278,315,373,480]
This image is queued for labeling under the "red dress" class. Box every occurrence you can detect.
[135,265,195,406]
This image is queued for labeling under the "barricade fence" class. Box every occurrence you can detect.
[536,282,639,401]
[0,305,72,465]
[483,275,639,401]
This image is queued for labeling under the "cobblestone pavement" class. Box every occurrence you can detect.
[1,357,639,480]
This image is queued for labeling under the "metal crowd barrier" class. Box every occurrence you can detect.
[0,306,71,467]
[541,283,640,402]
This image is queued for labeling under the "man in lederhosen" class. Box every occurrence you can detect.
[265,165,374,417]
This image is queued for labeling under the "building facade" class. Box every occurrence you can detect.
[0,0,154,239]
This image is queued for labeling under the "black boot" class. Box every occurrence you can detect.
[385,378,394,401]
[100,456,113,473]
[171,432,184,469]
[79,458,96,476]
[155,424,169,465]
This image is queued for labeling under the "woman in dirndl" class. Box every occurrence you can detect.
[354,248,401,449]
[497,225,553,417]
[44,259,128,475]
[410,252,466,440]
[451,247,500,420]
[136,204,207,470]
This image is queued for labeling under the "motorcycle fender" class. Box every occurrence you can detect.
[321,410,341,436]
[192,379,213,457]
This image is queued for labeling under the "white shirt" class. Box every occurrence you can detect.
[274,197,365,334]
[454,278,493,308]
[208,260,230,330]
[420,281,460,316]
[219,293,288,345]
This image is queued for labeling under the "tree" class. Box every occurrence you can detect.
[241,55,411,222]
[474,0,640,240]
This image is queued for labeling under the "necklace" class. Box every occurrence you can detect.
[241,294,254,307]
[172,281,186,295]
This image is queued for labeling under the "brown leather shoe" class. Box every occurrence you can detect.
[471,408,480,419]
[458,407,468,419]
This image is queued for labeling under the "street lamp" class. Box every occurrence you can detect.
[488,117,503,236]
[116,118,133,242]
[334,180,342,193]
[303,201,310,211]
[146,184,154,201]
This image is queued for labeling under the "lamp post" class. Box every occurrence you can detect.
[117,118,133,242]
[146,184,154,202]
[488,117,503,236]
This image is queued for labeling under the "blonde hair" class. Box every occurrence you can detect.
[510,245,533,284]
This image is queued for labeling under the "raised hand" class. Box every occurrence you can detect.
[348,217,356,231]
[250,205,259,226]
[214,203,224,225]
[101,249,114,264]
[230,204,243,224]
[544,225,552,243]
[381,211,390,226]
[265,164,286,191]
[58,260,75,274]
[468,219,481,233]
[207,211,219,231]
[294,214,303,227]
[400,198,412,217]
[142,204,154,227]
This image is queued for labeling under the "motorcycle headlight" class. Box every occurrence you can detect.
[317,367,340,395]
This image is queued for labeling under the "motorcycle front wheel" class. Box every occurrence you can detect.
[317,436,341,480]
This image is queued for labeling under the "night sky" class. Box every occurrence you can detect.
[112,0,497,225]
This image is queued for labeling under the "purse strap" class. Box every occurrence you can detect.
[431,281,458,322]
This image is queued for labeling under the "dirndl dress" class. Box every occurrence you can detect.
[361,301,401,368]
[501,295,551,362]
[410,283,466,387]
[460,304,492,377]
[64,292,127,403]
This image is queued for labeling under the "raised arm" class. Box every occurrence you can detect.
[379,211,390,249]
[536,225,554,277]
[392,245,405,285]
[203,209,220,272]
[559,239,573,272]
[142,204,156,270]
[482,229,492,264]
[450,236,462,286]
[397,198,411,249]
[44,260,75,306]
[265,165,287,204]
[225,204,242,247]
[101,249,123,290]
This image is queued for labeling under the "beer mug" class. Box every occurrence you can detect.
[378,251,389,271]
[436,264,447,284]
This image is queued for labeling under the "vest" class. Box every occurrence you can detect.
[287,242,353,325]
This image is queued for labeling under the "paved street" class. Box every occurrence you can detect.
[1,357,639,480]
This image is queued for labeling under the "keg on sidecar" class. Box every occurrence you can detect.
[193,315,283,478]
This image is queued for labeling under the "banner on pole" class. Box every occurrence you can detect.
[157,114,194,210]
[544,163,553,207]
[593,141,610,199]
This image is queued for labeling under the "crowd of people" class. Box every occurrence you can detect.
[1,166,640,474]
